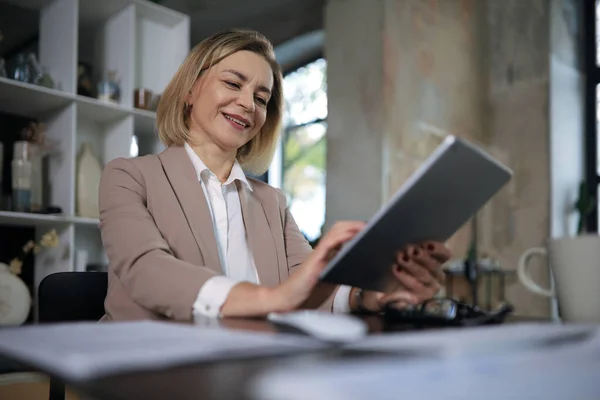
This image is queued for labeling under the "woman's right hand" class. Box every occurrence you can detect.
[220,221,364,317]
[272,221,366,312]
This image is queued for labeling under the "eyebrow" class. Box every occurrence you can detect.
[223,69,272,95]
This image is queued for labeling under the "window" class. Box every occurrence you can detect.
[277,58,327,243]
[585,0,599,232]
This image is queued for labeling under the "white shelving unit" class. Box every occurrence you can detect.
[0,0,189,292]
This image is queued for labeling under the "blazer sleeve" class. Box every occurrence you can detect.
[98,158,219,321]
[281,201,340,312]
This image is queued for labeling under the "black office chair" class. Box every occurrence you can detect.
[38,271,108,323]
[38,271,108,400]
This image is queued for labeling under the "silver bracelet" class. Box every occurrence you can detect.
[353,288,368,313]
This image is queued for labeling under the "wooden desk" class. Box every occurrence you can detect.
[0,314,549,400]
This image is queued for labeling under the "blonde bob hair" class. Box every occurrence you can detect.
[156,29,283,175]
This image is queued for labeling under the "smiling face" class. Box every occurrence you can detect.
[186,50,274,154]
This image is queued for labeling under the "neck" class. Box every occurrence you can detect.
[188,140,236,183]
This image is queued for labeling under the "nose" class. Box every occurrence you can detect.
[236,87,255,112]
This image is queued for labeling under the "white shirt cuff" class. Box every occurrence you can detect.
[193,276,239,319]
[332,285,353,313]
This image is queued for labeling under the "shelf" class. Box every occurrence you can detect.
[0,77,73,118]
[0,0,186,292]
[68,216,100,226]
[0,211,98,227]
[77,96,131,125]
[0,77,147,125]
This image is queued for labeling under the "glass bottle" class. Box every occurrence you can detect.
[12,141,32,212]
[28,53,43,85]
[27,53,54,88]
[12,53,31,83]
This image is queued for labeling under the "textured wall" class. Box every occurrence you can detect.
[325,0,583,317]
[485,0,551,316]
[325,0,386,225]
[381,0,488,257]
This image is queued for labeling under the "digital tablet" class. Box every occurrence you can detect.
[319,135,513,293]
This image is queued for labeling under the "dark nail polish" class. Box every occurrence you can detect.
[402,254,410,262]
[427,243,435,251]
[413,247,420,256]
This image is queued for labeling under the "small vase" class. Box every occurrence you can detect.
[76,143,102,218]
[97,70,120,104]
[0,263,31,326]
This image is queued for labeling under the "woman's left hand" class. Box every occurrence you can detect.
[358,241,452,312]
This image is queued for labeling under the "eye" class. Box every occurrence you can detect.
[255,96,267,106]
[225,81,241,89]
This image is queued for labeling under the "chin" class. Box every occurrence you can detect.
[217,134,251,152]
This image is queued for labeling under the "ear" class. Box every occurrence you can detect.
[186,77,201,105]
[185,89,194,106]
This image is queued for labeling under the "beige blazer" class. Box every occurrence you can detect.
[98,145,337,321]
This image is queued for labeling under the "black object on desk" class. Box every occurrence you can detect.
[383,298,514,327]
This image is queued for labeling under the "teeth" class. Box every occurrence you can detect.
[225,115,247,127]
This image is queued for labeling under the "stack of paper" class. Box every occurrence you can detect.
[0,321,326,381]
[345,322,593,357]
[249,323,600,400]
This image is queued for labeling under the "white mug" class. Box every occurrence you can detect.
[518,235,600,323]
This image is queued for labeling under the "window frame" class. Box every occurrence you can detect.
[275,57,328,241]
[278,57,328,188]
[584,0,599,232]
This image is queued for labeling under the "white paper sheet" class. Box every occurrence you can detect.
[0,321,326,381]
[249,324,600,400]
[345,322,595,357]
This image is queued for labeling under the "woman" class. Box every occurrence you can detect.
[98,29,450,322]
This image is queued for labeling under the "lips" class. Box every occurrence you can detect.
[223,113,251,129]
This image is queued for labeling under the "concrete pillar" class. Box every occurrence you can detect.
[325,0,584,317]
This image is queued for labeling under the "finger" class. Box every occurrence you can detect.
[395,270,426,293]
[421,241,452,263]
[430,266,446,286]
[403,244,416,259]
[395,270,439,301]
[403,248,446,286]
[320,221,366,249]
[323,225,363,248]
[396,249,433,285]
[317,227,364,261]
[329,221,367,235]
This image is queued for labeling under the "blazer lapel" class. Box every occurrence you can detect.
[237,182,280,287]
[158,146,222,273]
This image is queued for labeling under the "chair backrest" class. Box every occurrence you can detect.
[38,272,108,323]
